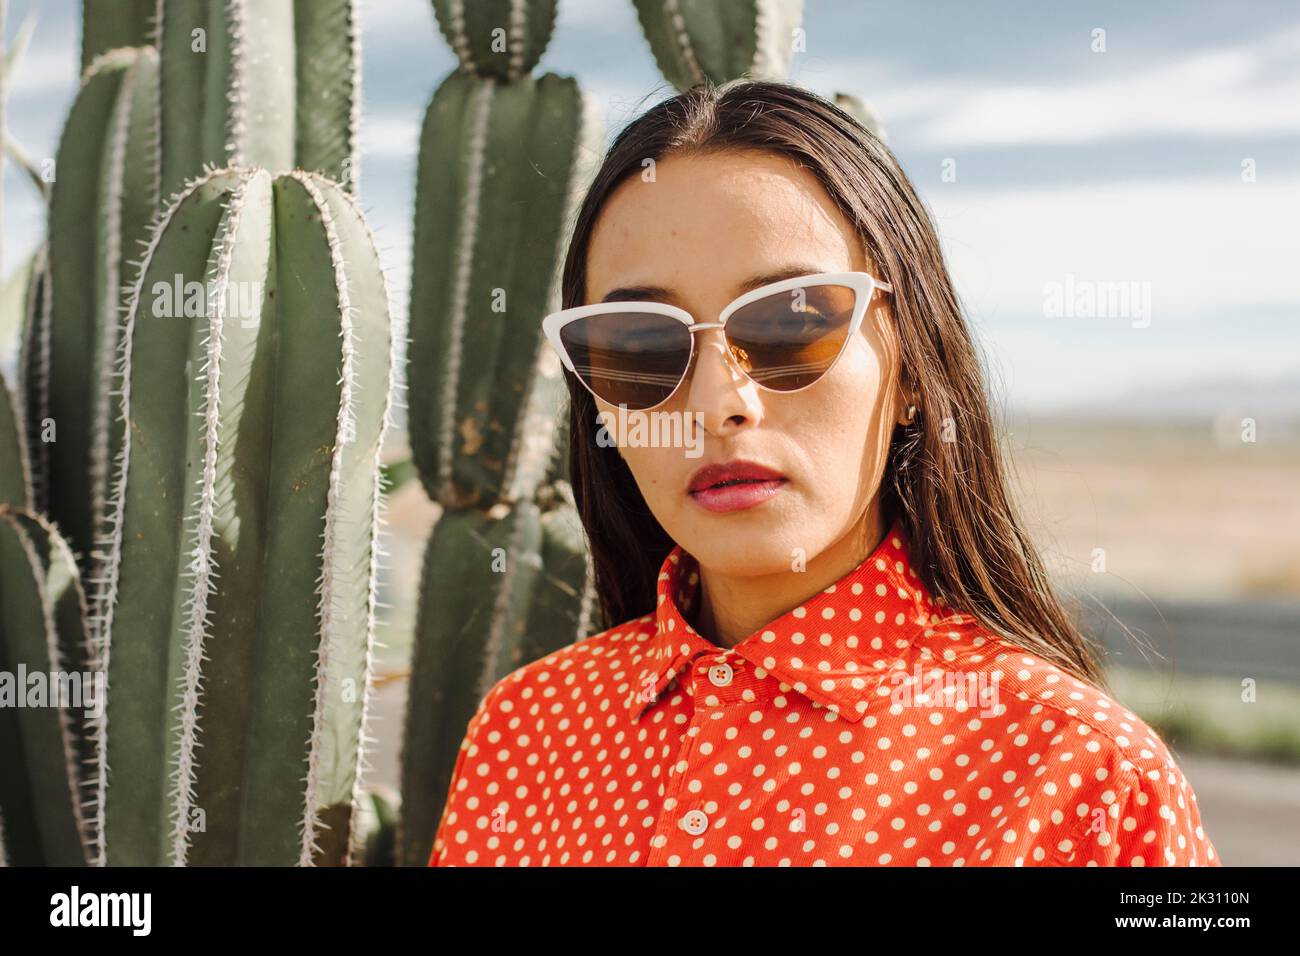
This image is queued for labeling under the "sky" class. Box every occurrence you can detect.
[3,0,1297,416]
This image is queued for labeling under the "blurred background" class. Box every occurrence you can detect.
[3,0,1296,864]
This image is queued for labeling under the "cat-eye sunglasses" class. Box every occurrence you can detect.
[542,271,892,411]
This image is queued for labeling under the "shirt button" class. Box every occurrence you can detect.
[679,810,709,835]
[707,663,733,687]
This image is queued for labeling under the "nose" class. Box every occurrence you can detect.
[681,329,764,435]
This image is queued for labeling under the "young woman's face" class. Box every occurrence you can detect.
[584,149,911,576]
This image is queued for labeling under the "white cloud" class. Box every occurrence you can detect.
[799,24,1300,149]
[360,114,421,160]
[923,171,1300,410]
[925,174,1300,319]
[916,25,1300,147]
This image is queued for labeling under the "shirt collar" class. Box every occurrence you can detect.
[626,516,942,724]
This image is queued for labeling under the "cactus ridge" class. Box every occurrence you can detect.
[43,44,159,570]
[17,245,51,509]
[291,169,391,867]
[0,506,95,866]
[165,168,257,866]
[91,163,227,865]
[0,372,33,509]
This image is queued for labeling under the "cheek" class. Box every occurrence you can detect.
[619,442,690,505]
[791,340,886,469]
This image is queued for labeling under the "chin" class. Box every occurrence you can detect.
[678,512,818,576]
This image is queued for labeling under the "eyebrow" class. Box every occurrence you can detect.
[598,264,830,304]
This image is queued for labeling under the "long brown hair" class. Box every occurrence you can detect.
[558,78,1106,688]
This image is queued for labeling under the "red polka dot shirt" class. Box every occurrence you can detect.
[429,518,1219,866]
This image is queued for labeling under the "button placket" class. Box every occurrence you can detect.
[643,647,716,865]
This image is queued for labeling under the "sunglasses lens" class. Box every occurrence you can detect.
[724,284,858,390]
[559,311,692,410]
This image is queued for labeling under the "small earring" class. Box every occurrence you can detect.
[905,403,917,424]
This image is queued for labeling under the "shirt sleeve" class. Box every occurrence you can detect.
[1061,760,1219,867]
[427,682,503,867]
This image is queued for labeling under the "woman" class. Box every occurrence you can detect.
[429,79,1218,867]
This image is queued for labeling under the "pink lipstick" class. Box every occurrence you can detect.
[686,460,788,514]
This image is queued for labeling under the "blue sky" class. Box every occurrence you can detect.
[4,0,1297,416]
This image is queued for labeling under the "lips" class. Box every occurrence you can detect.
[688,460,787,493]
[686,460,788,514]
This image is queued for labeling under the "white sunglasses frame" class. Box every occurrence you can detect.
[541,270,893,411]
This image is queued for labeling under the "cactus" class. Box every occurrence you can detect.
[531,486,598,661]
[80,0,154,72]
[398,2,603,865]
[0,507,94,866]
[38,46,158,567]
[358,785,399,867]
[0,371,30,508]
[92,166,393,866]
[396,486,593,866]
[156,0,360,199]
[430,0,558,80]
[834,91,886,141]
[407,69,601,507]
[631,0,804,91]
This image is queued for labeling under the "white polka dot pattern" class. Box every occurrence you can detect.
[429,518,1219,867]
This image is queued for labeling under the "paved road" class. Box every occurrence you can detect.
[1083,597,1300,682]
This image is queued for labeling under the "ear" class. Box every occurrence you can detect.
[893,376,918,427]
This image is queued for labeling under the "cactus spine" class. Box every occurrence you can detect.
[91,166,392,866]
[398,0,602,866]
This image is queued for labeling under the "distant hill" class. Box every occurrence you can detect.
[1008,373,1300,423]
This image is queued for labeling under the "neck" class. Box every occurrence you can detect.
[690,506,890,649]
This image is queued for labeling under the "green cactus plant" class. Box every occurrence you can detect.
[15,246,50,508]
[398,1,603,865]
[430,0,558,80]
[407,68,600,508]
[37,45,158,568]
[92,165,393,866]
[156,0,359,199]
[396,484,594,866]
[631,0,804,91]
[0,506,94,866]
[358,785,400,868]
[80,0,154,72]
[0,371,30,508]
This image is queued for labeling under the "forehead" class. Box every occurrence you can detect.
[585,150,864,303]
